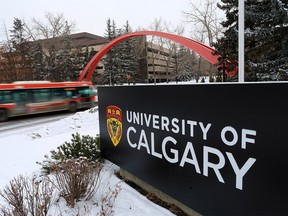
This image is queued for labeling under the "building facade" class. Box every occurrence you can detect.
[70,32,107,74]
[0,32,177,83]
[71,33,176,83]
[145,42,176,83]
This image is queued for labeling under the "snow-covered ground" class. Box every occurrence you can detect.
[0,108,175,215]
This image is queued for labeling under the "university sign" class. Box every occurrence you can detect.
[98,83,288,215]
[124,110,256,191]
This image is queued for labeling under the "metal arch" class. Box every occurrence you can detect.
[77,31,237,82]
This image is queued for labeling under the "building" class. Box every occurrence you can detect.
[145,41,176,83]
[70,33,176,83]
[34,32,107,75]
[69,32,107,74]
[0,32,177,83]
[124,35,177,83]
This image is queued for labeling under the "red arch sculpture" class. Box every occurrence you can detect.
[77,31,237,82]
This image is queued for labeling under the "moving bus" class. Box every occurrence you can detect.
[0,81,97,122]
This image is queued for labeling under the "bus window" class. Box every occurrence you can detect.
[13,91,29,103]
[0,92,2,104]
[63,88,76,98]
[0,91,13,104]
[0,81,96,121]
[32,89,50,102]
[12,91,30,114]
[78,87,90,97]
[65,90,74,98]
[51,88,65,100]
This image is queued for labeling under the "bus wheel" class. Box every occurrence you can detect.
[69,102,77,112]
[0,109,8,122]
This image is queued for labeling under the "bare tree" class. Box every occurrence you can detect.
[147,18,185,83]
[0,18,33,82]
[25,12,76,40]
[183,0,223,46]
[0,23,16,82]
[162,21,185,82]
[183,0,223,81]
[147,17,165,83]
[0,13,79,82]
[24,12,77,81]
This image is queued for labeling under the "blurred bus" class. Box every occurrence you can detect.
[0,81,97,122]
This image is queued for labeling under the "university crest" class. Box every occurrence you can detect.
[106,105,122,146]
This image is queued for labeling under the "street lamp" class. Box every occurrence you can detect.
[238,1,245,82]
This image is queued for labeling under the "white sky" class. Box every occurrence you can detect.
[0,0,194,41]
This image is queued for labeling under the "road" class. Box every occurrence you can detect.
[0,111,74,137]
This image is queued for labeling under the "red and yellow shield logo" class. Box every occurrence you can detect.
[106,105,122,147]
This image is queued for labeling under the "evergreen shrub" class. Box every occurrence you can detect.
[38,133,102,173]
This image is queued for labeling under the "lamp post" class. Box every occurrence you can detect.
[238,0,245,82]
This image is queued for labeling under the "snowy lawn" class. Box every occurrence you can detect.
[0,108,175,215]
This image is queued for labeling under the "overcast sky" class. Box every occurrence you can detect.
[0,0,196,41]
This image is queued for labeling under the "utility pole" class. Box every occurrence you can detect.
[238,1,245,82]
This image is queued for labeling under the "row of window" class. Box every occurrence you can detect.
[0,87,93,104]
